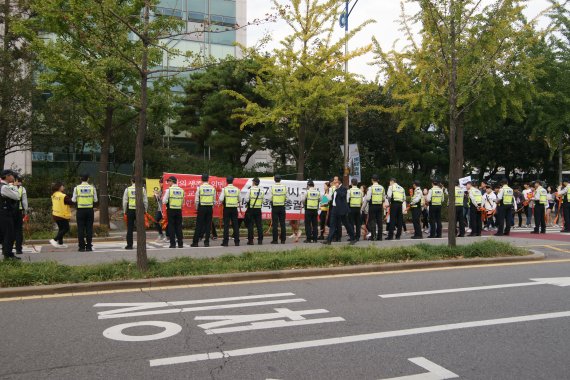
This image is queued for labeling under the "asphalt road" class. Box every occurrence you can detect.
[2,258,570,379]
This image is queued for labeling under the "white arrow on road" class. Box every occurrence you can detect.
[379,357,458,380]
[379,277,570,298]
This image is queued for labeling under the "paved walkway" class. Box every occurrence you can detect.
[9,226,569,266]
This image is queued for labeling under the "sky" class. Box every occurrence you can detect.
[245,0,553,81]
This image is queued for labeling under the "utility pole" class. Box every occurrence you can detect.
[340,0,360,185]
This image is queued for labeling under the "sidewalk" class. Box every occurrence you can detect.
[14,227,568,266]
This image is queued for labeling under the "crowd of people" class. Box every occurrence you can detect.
[0,169,568,260]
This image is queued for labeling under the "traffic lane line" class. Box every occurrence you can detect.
[149,310,570,366]
[542,245,570,254]
[2,258,570,303]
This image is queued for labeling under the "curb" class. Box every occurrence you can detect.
[0,252,545,299]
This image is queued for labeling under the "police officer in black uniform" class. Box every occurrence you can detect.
[0,170,20,260]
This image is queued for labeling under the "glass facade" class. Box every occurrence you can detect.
[158,0,243,68]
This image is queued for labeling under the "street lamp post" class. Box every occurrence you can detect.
[340,0,360,185]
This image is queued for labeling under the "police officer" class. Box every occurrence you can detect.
[303,180,320,243]
[365,174,385,241]
[72,174,98,252]
[454,181,466,237]
[410,180,423,239]
[270,174,287,244]
[0,170,20,260]
[245,177,263,245]
[122,177,148,250]
[495,179,514,236]
[219,176,241,247]
[466,181,482,236]
[386,178,405,240]
[426,180,444,238]
[162,176,185,248]
[347,178,363,242]
[531,180,547,234]
[192,174,216,247]
[14,175,28,255]
[559,179,570,233]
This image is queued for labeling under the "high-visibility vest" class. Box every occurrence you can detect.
[470,188,482,206]
[249,186,263,208]
[271,184,287,206]
[306,189,320,210]
[18,186,23,210]
[391,184,405,202]
[168,185,184,209]
[454,187,464,206]
[564,185,570,203]
[411,188,423,208]
[537,187,548,205]
[223,185,239,208]
[431,187,443,206]
[370,184,384,205]
[75,184,94,208]
[349,187,363,208]
[51,191,71,219]
[502,185,514,205]
[199,183,215,206]
[127,185,137,209]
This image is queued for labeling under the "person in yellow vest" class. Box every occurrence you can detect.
[122,177,148,250]
[318,181,331,240]
[364,174,385,241]
[453,180,466,237]
[13,175,28,255]
[162,176,185,248]
[270,174,287,244]
[302,180,321,243]
[426,180,444,238]
[347,178,363,242]
[71,174,98,252]
[559,179,570,233]
[466,181,482,236]
[531,180,548,234]
[191,174,216,247]
[409,180,423,239]
[50,182,73,249]
[219,176,241,247]
[245,177,264,245]
[386,178,405,240]
[495,179,514,236]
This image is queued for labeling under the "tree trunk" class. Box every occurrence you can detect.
[98,103,114,227]
[134,2,150,272]
[296,123,306,180]
[447,0,458,248]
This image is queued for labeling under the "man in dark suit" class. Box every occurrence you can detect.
[322,182,356,245]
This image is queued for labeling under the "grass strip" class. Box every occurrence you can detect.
[0,240,528,288]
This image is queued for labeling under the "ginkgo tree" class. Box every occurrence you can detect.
[374,0,542,247]
[226,0,373,180]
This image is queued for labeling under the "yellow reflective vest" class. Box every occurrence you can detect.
[249,186,263,209]
[370,184,384,205]
[198,183,215,206]
[52,191,71,219]
[223,185,239,208]
[306,189,320,210]
[431,187,444,206]
[349,187,363,208]
[271,184,286,206]
[75,184,94,208]
[501,185,514,205]
[454,187,464,206]
[391,184,405,202]
[168,185,184,209]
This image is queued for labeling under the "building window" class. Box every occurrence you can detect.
[210,0,236,18]
[156,7,183,19]
[209,25,236,45]
[187,0,207,13]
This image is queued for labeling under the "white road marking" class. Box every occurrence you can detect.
[97,299,306,319]
[379,357,459,380]
[149,310,570,366]
[95,292,296,317]
[103,321,182,342]
[379,277,570,298]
